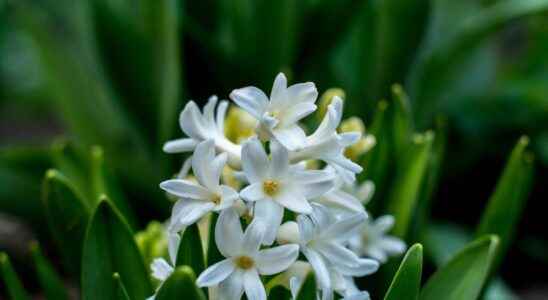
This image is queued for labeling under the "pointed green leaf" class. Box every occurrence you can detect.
[82,200,152,300]
[0,253,31,300]
[155,266,206,300]
[422,223,470,267]
[476,136,534,269]
[42,169,90,274]
[387,131,434,238]
[420,235,499,300]
[384,244,423,300]
[30,243,69,300]
[176,223,205,275]
[90,146,137,229]
[112,273,131,300]
[269,285,292,300]
[296,273,317,300]
[390,84,414,160]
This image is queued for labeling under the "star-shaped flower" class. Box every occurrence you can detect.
[239,138,335,245]
[196,209,299,300]
[349,215,406,263]
[230,73,317,151]
[160,139,239,232]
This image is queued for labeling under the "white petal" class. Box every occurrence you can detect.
[163,138,197,153]
[160,179,212,200]
[290,276,302,300]
[270,73,288,108]
[180,101,208,140]
[374,215,395,234]
[286,82,318,104]
[192,140,219,190]
[240,183,266,202]
[272,126,306,151]
[203,96,218,131]
[254,200,284,245]
[366,246,388,263]
[316,243,361,269]
[216,100,229,133]
[167,232,181,266]
[216,209,244,258]
[297,214,315,243]
[216,185,240,210]
[281,102,317,126]
[241,219,265,254]
[171,199,215,226]
[151,258,173,281]
[269,140,289,178]
[230,87,269,119]
[276,188,312,214]
[322,213,366,242]
[196,259,235,287]
[357,181,375,205]
[295,170,335,199]
[309,203,333,231]
[276,221,300,245]
[219,270,244,300]
[378,237,406,255]
[319,190,365,214]
[302,248,330,290]
[334,258,379,277]
[256,244,299,275]
[243,270,266,300]
[242,138,269,183]
[344,291,370,300]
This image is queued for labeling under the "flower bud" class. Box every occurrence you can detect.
[317,88,345,121]
[224,106,258,144]
[276,221,300,245]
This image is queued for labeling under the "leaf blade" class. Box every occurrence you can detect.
[384,244,423,300]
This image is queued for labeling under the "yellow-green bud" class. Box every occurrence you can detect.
[224,106,258,144]
[317,88,345,121]
[135,221,168,268]
[339,117,376,162]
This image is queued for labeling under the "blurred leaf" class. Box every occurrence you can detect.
[422,222,470,266]
[387,131,434,238]
[296,272,316,300]
[483,278,519,300]
[81,200,152,300]
[419,235,499,300]
[176,223,205,275]
[0,165,43,221]
[155,266,206,300]
[384,244,423,300]
[269,285,292,300]
[90,146,137,229]
[0,252,31,300]
[29,242,69,300]
[476,136,534,269]
[112,273,131,300]
[42,169,90,274]
[390,84,414,160]
[206,213,224,266]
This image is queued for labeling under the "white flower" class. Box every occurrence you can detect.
[148,231,182,299]
[230,73,317,151]
[163,96,242,167]
[196,209,299,300]
[239,138,335,245]
[295,204,379,292]
[313,168,367,216]
[160,139,239,232]
[331,271,370,300]
[349,215,406,263]
[290,97,363,184]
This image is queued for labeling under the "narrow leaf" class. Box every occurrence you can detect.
[176,223,206,275]
[476,136,534,269]
[0,253,31,300]
[420,235,499,300]
[81,200,152,300]
[269,285,292,300]
[42,169,90,274]
[113,273,131,300]
[387,131,434,238]
[155,266,206,300]
[296,273,317,300]
[30,242,69,300]
[390,84,414,160]
[384,244,423,300]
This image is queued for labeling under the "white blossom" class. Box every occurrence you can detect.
[196,209,299,300]
[230,73,317,151]
[239,138,335,245]
[349,215,406,263]
[160,139,239,232]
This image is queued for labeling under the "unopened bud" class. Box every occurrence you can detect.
[318,88,345,121]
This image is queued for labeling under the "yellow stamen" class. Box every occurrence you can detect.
[211,194,221,205]
[235,256,254,269]
[263,180,279,196]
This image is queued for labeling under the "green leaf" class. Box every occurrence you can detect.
[476,136,534,269]
[30,243,69,300]
[268,285,292,300]
[0,253,31,300]
[296,273,317,300]
[387,131,434,238]
[155,266,206,300]
[81,200,152,300]
[90,146,137,229]
[419,235,499,300]
[42,169,90,274]
[384,244,423,300]
[390,84,414,160]
[176,223,206,275]
[206,213,224,266]
[112,273,131,300]
[422,223,470,267]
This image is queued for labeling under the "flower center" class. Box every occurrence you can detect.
[235,256,254,270]
[263,180,279,196]
[211,194,221,205]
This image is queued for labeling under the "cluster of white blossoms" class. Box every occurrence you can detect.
[149,74,406,300]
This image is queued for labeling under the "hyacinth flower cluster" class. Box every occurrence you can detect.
[150,74,406,300]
